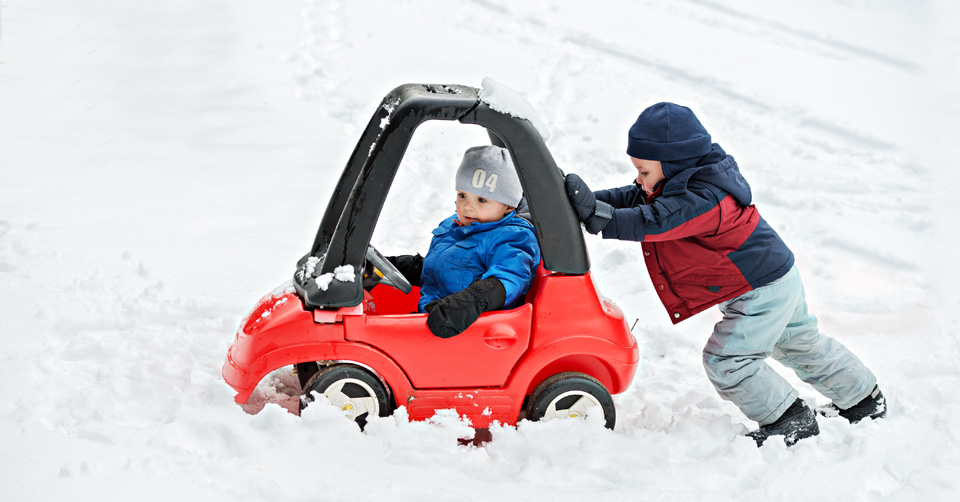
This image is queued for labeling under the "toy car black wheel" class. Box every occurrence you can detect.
[526,372,616,430]
[300,364,392,430]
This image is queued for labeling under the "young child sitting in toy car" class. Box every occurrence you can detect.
[384,145,541,338]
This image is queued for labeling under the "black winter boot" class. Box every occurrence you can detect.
[816,385,886,423]
[747,398,820,447]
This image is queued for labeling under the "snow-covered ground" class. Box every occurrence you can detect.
[2,0,959,500]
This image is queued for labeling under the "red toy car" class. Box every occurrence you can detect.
[223,83,639,429]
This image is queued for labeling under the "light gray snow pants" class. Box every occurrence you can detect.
[702,265,877,425]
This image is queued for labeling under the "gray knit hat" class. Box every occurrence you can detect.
[455,146,523,207]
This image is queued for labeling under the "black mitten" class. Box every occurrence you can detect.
[564,173,597,221]
[426,277,507,338]
[564,173,613,234]
[386,254,423,287]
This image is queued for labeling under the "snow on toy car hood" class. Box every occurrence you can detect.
[479,77,551,141]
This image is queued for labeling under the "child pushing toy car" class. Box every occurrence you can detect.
[384,145,541,338]
[563,102,885,446]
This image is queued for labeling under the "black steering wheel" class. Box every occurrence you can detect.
[365,245,413,294]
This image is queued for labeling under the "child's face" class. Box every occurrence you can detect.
[630,157,666,196]
[456,190,513,225]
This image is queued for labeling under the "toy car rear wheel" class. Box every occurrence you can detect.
[526,372,616,430]
[300,364,391,430]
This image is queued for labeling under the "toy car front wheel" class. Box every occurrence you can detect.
[526,372,616,430]
[300,364,392,429]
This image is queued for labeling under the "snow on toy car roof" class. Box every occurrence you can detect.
[479,77,551,141]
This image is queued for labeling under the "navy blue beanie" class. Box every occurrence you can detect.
[626,102,712,161]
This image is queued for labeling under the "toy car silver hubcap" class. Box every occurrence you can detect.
[543,390,604,421]
[323,378,380,420]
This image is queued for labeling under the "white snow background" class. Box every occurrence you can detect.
[2,1,960,500]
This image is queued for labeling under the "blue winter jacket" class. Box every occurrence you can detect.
[418,212,541,313]
[595,144,794,323]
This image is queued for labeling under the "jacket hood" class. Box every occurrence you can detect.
[661,144,752,206]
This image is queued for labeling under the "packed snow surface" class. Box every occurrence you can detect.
[2,1,959,501]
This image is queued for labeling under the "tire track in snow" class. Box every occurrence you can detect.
[795,115,899,152]
[684,0,920,73]
[558,31,774,113]
[459,0,900,157]
[460,0,774,114]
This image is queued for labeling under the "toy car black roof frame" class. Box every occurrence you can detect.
[295,83,590,310]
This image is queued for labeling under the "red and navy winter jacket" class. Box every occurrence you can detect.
[595,150,793,324]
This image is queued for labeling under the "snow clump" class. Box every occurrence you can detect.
[479,77,550,141]
[315,265,355,291]
[334,265,355,282]
[315,273,333,290]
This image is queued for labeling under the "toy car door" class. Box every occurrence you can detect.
[342,303,533,389]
